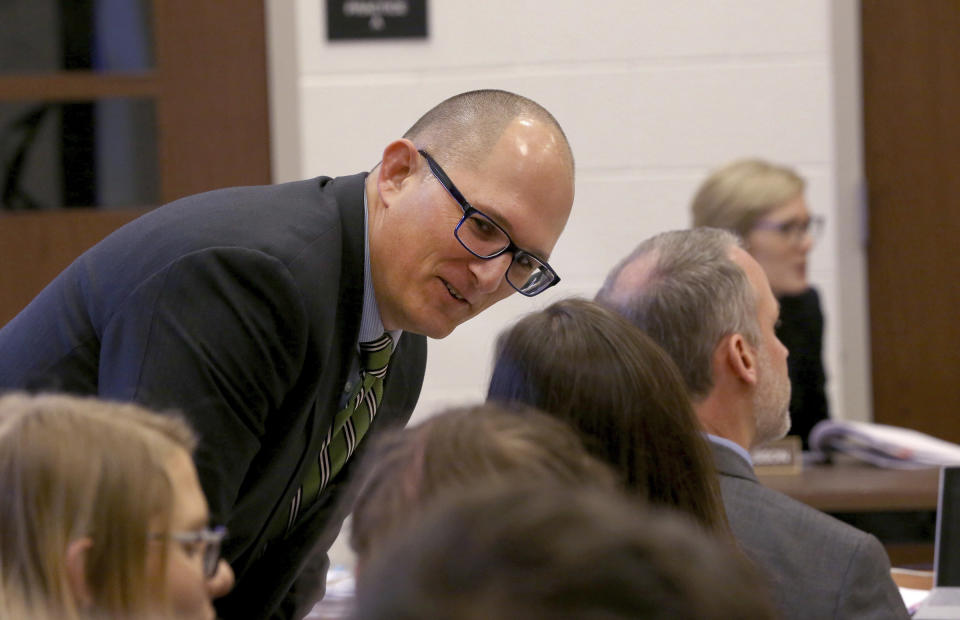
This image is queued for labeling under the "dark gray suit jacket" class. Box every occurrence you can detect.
[712,441,908,619]
[0,173,427,619]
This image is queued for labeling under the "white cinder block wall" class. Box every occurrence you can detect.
[266,0,872,429]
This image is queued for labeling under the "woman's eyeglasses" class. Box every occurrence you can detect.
[152,525,227,578]
[752,214,825,243]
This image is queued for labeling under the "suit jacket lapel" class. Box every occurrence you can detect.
[240,173,369,569]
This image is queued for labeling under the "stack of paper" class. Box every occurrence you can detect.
[809,420,960,469]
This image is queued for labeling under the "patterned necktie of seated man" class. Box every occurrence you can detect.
[272,332,395,539]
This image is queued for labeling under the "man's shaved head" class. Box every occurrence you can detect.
[403,89,574,178]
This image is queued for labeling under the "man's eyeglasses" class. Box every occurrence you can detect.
[753,214,825,244]
[152,525,226,578]
[418,149,560,297]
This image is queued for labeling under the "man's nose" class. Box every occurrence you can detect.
[470,253,513,294]
[778,337,790,360]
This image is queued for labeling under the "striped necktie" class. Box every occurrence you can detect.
[272,333,394,540]
[317,332,394,491]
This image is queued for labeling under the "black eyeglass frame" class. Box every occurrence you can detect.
[152,525,226,579]
[418,149,561,297]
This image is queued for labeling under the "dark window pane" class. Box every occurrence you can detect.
[0,98,158,209]
[0,0,153,75]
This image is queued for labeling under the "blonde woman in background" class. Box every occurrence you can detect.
[0,393,233,619]
[692,159,828,448]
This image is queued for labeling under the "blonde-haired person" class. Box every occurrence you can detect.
[691,158,828,447]
[0,393,233,619]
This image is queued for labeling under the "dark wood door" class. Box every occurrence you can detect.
[0,0,270,325]
[861,1,960,441]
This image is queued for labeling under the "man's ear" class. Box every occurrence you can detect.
[377,139,420,205]
[725,333,758,386]
[65,537,94,609]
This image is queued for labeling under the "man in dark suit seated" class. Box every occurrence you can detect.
[0,89,576,619]
[596,228,908,620]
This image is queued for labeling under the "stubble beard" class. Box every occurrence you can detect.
[752,347,792,447]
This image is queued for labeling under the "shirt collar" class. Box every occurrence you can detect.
[359,185,401,345]
[705,433,753,466]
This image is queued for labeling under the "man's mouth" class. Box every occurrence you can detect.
[444,280,466,302]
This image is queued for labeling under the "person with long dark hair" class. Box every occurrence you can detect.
[487,297,727,535]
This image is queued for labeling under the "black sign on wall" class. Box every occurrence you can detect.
[327,0,428,41]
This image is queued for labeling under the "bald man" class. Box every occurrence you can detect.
[0,89,576,619]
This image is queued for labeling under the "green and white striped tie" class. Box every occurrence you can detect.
[285,332,394,533]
